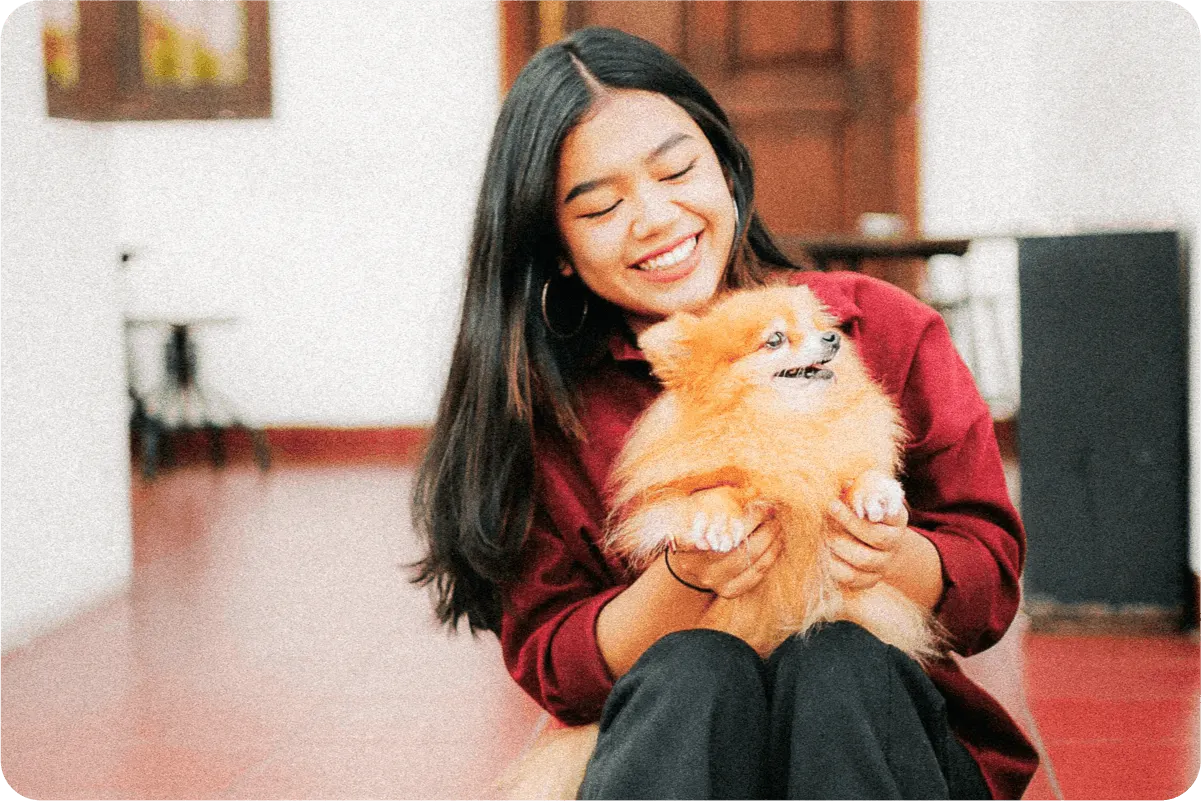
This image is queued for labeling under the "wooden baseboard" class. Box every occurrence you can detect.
[1025,598,1193,635]
[132,426,431,468]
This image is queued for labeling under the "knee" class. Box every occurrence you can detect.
[624,628,765,701]
[778,620,895,662]
[770,621,911,695]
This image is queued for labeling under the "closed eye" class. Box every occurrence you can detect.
[579,200,621,220]
[662,160,697,181]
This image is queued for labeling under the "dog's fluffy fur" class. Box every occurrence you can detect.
[498,285,939,799]
[607,284,938,659]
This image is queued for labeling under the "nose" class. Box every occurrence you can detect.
[630,182,679,240]
[822,331,840,353]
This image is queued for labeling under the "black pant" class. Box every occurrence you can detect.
[579,623,990,800]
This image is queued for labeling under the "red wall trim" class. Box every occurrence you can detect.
[134,426,430,468]
[266,427,429,464]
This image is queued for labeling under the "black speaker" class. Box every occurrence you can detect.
[1018,231,1189,614]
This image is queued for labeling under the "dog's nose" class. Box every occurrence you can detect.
[822,331,841,351]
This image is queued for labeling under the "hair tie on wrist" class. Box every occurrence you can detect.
[664,549,716,595]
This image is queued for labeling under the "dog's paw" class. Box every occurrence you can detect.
[846,470,905,524]
[675,486,751,553]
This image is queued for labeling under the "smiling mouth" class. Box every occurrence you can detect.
[633,234,699,272]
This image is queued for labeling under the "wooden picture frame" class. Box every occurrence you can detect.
[43,1,271,121]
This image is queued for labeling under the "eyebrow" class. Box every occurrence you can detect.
[562,132,695,206]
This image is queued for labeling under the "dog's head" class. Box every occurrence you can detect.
[637,285,847,415]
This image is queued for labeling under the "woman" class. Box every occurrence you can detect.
[413,26,1037,799]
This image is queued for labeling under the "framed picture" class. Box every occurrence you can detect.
[42,0,271,121]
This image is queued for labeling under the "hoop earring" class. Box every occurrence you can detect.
[733,200,741,234]
[541,274,588,339]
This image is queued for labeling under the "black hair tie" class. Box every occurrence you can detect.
[664,549,716,595]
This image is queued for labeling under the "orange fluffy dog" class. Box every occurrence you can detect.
[606,284,939,660]
[497,285,939,799]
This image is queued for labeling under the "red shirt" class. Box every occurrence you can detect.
[499,271,1039,799]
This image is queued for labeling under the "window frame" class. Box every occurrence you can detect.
[45,1,272,122]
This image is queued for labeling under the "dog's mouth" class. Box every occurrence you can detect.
[774,356,835,381]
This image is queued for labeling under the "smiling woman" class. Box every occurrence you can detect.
[555,90,736,330]
[412,25,1035,801]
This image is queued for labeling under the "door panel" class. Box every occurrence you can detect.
[731,2,842,64]
[572,1,686,56]
[738,121,843,234]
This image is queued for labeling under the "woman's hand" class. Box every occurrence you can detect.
[666,505,781,599]
[596,493,779,678]
[826,499,907,591]
[826,499,946,612]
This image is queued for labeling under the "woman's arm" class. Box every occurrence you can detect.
[886,526,945,612]
[594,556,712,678]
[905,411,1024,655]
[498,494,779,722]
[596,518,780,678]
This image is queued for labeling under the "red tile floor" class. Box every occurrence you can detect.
[2,462,1198,799]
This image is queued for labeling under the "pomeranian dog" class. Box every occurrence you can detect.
[606,283,939,660]
[497,284,939,799]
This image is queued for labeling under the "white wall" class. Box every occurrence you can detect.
[118,2,499,428]
[1,3,131,650]
[921,1,1198,236]
[919,1,1201,569]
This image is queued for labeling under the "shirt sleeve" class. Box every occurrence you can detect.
[498,505,623,725]
[897,311,1026,657]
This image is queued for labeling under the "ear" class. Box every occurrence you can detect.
[637,313,698,383]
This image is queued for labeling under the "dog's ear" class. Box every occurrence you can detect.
[638,313,698,384]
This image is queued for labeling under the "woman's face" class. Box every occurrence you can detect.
[555,89,736,332]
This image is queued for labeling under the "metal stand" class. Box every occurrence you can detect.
[129,319,270,480]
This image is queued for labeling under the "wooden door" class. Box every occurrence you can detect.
[501,1,918,239]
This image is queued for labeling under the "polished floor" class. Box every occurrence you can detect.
[2,461,1198,799]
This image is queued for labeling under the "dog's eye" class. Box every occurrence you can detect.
[763,331,786,350]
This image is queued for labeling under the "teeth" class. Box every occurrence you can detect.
[774,366,823,379]
[638,235,697,271]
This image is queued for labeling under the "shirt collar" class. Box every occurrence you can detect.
[605,271,863,364]
[608,327,646,363]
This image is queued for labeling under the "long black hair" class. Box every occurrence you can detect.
[411,27,801,634]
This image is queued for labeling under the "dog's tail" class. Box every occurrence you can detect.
[841,582,944,664]
[495,720,599,800]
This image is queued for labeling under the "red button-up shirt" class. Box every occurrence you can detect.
[499,270,1039,799]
